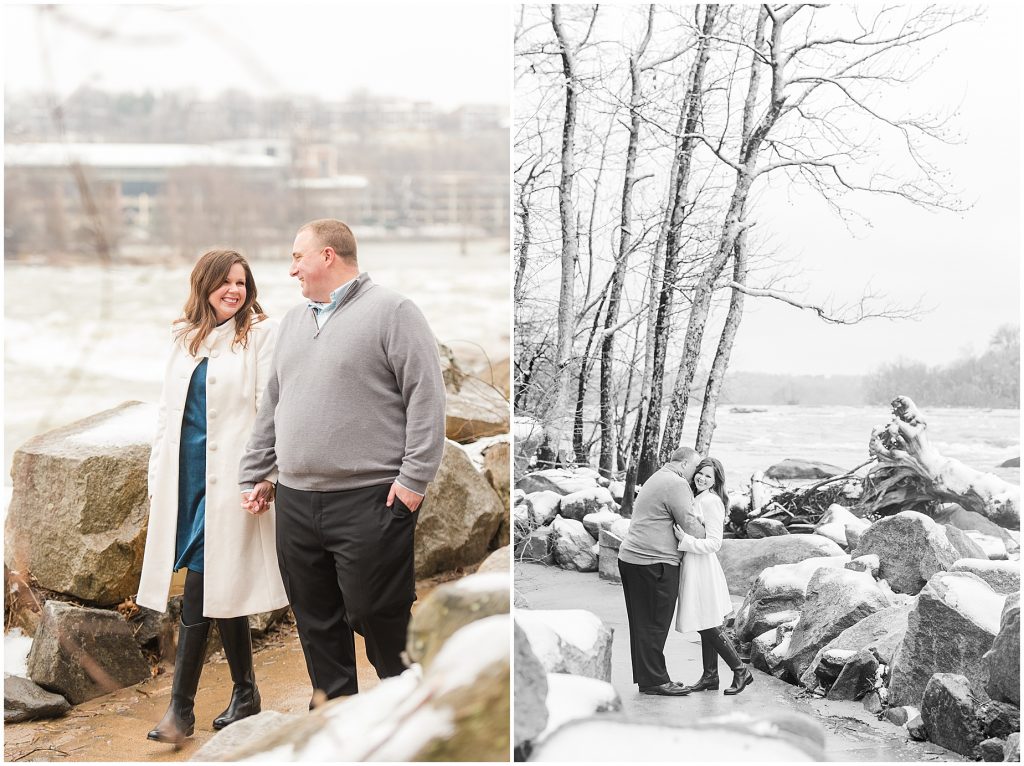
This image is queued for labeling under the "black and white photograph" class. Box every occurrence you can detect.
[512,4,1020,761]
[4,3,512,761]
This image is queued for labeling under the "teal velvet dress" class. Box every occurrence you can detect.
[174,358,208,572]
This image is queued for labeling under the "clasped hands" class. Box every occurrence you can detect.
[241,480,275,515]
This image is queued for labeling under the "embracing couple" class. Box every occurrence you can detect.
[135,219,446,743]
[618,447,753,697]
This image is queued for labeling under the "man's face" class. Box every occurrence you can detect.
[289,228,330,301]
[680,454,702,482]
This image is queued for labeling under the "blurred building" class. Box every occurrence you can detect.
[4,91,510,260]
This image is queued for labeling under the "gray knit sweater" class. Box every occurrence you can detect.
[239,273,446,494]
[618,463,705,566]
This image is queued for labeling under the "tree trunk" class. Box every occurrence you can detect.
[695,225,748,453]
[599,5,653,479]
[549,5,581,464]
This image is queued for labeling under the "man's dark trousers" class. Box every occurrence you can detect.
[618,559,679,688]
[275,482,418,699]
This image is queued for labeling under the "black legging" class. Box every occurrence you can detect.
[182,568,208,626]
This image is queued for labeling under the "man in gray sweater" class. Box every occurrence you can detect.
[239,219,446,703]
[618,446,704,695]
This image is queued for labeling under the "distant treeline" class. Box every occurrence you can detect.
[865,325,1020,408]
[720,373,865,406]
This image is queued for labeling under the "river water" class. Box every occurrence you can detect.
[678,404,1020,492]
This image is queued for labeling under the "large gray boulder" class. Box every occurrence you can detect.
[984,591,1020,705]
[799,602,913,690]
[734,556,850,642]
[515,609,613,682]
[719,536,846,597]
[746,518,788,538]
[933,503,1020,555]
[850,511,962,595]
[477,545,510,574]
[550,516,598,573]
[27,601,151,705]
[406,571,509,667]
[825,648,879,701]
[417,440,505,577]
[514,620,549,749]
[4,675,71,722]
[921,673,986,757]
[889,571,1006,707]
[519,525,554,564]
[5,402,154,606]
[783,567,891,681]
[950,559,1020,595]
[944,524,990,560]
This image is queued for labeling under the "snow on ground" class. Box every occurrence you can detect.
[5,628,32,678]
[457,433,509,471]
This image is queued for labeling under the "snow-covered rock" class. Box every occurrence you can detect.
[889,571,1007,707]
[516,469,600,497]
[747,518,788,538]
[783,566,891,681]
[733,556,850,642]
[581,509,623,540]
[597,529,623,584]
[514,609,613,682]
[950,559,1020,595]
[813,504,870,549]
[719,536,846,596]
[765,459,845,481]
[824,647,878,701]
[5,401,153,605]
[519,525,554,564]
[550,516,598,572]
[235,614,511,761]
[536,673,621,743]
[406,571,509,667]
[525,490,562,527]
[850,511,963,595]
[444,376,509,443]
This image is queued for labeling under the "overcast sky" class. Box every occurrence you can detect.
[3,4,511,108]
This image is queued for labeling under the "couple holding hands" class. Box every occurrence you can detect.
[618,447,754,697]
[135,219,446,743]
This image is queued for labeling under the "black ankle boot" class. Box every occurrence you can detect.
[212,617,261,730]
[148,619,210,743]
[687,632,720,691]
[704,626,754,696]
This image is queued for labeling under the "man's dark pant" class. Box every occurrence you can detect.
[618,559,679,688]
[275,482,418,699]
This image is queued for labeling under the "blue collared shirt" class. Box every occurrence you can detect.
[307,278,355,330]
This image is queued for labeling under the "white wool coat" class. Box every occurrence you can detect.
[137,319,288,618]
[674,491,734,633]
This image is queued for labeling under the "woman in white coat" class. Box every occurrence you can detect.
[137,249,288,743]
[672,457,753,696]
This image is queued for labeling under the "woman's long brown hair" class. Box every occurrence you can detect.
[174,249,266,357]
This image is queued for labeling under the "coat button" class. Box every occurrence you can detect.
[209,476,218,485]
[209,443,218,451]
[209,410,218,419]
[211,350,220,358]
[209,376,217,385]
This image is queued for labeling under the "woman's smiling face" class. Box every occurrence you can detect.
[209,262,247,322]
[694,465,715,493]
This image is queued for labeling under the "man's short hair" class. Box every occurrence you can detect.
[299,219,358,264]
[669,446,700,465]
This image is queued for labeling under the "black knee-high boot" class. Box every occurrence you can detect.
[686,630,721,692]
[147,618,211,742]
[212,617,261,729]
[704,626,753,696]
